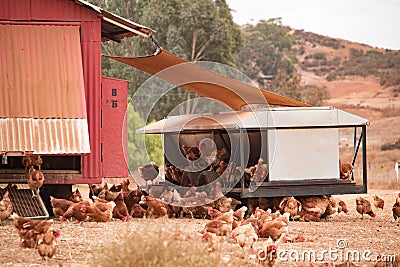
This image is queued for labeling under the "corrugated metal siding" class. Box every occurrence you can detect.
[81,26,102,179]
[0,0,31,20]
[31,0,95,22]
[1,0,96,22]
[0,118,90,154]
[0,0,108,181]
[0,24,87,118]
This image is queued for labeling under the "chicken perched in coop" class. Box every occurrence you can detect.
[22,155,43,170]
[140,195,168,218]
[86,201,115,222]
[69,188,83,203]
[339,160,353,180]
[181,144,201,161]
[197,170,219,186]
[207,181,224,200]
[165,164,184,184]
[215,160,227,175]
[213,148,227,166]
[27,166,45,197]
[138,162,159,185]
[356,196,376,219]
[298,195,330,215]
[279,196,302,220]
[391,193,400,222]
[251,158,269,184]
[219,162,242,188]
[12,214,54,248]
[0,191,13,224]
[373,195,385,210]
[37,229,60,260]
[50,196,74,218]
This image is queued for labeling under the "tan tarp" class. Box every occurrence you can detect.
[107,50,310,110]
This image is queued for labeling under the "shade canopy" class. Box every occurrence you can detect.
[107,49,311,110]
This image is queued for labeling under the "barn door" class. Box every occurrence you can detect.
[101,77,129,178]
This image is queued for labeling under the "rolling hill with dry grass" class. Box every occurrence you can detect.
[290,29,400,188]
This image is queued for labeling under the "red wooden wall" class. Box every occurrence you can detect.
[101,77,129,178]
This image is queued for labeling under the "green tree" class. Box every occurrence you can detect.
[131,0,243,120]
[92,0,243,121]
[270,71,328,106]
[270,71,302,101]
[127,104,163,171]
[238,18,297,87]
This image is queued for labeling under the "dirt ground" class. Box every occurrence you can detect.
[1,188,399,267]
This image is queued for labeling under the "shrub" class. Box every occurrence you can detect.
[326,72,337,81]
[381,139,400,151]
[90,230,224,267]
[313,53,327,60]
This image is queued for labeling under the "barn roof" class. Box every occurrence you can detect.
[75,0,155,41]
[136,107,370,134]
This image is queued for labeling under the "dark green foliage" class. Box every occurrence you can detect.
[327,48,400,86]
[381,139,400,151]
[89,0,243,121]
[238,18,297,84]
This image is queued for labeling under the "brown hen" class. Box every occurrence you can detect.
[0,191,13,223]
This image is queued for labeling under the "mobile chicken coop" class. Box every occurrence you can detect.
[113,49,370,199]
[137,107,369,198]
[0,0,154,216]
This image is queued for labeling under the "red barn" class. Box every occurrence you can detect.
[0,0,153,211]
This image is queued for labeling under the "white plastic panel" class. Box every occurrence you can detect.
[268,128,340,181]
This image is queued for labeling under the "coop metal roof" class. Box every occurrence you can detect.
[75,0,155,41]
[0,24,90,154]
[107,49,310,110]
[136,107,370,134]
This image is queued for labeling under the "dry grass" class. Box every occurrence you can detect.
[89,228,224,267]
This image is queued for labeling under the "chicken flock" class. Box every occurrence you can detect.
[1,180,400,264]
[163,144,354,189]
[0,151,397,265]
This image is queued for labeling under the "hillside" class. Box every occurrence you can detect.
[290,29,400,188]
